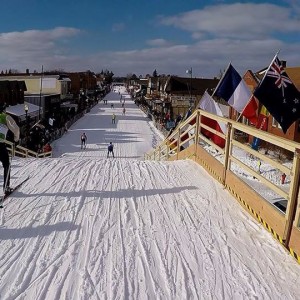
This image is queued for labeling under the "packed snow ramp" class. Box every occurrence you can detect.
[1,157,300,300]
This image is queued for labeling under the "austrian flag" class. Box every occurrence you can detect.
[254,55,300,133]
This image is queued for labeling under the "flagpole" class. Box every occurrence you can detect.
[248,50,280,125]
[211,62,232,97]
[251,53,277,130]
[236,112,243,123]
[254,51,279,92]
[275,50,286,100]
[236,95,254,123]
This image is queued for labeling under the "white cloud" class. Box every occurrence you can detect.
[0,27,81,72]
[146,39,172,47]
[0,27,80,46]
[159,3,300,40]
[1,33,299,78]
[0,3,299,78]
[83,37,299,78]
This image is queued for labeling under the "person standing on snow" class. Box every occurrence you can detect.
[112,113,116,124]
[107,142,115,158]
[81,132,87,149]
[0,104,20,194]
[258,160,262,174]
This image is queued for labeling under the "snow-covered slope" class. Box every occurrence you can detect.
[1,90,300,300]
[1,157,300,300]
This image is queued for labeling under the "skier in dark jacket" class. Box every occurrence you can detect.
[107,142,115,158]
[0,143,10,193]
[0,105,20,193]
[81,133,87,149]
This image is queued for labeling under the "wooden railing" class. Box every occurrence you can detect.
[145,108,300,263]
[0,139,52,158]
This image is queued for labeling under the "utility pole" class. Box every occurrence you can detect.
[39,65,43,120]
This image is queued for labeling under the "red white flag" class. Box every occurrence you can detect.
[241,95,258,126]
[199,91,227,148]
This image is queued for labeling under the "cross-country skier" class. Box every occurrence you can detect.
[112,113,116,124]
[107,142,115,158]
[0,104,20,194]
[81,132,87,149]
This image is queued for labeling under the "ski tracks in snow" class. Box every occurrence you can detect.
[1,158,300,299]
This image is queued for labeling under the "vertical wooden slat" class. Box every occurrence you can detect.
[194,111,200,155]
[166,144,170,160]
[283,149,300,246]
[176,128,181,160]
[293,195,300,228]
[222,123,233,184]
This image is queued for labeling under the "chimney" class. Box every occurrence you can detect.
[26,68,29,74]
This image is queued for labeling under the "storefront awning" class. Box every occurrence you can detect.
[6,103,41,121]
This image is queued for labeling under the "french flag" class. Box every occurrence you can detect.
[214,64,258,125]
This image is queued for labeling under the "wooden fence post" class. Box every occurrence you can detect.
[293,195,300,228]
[166,144,170,160]
[176,128,181,160]
[194,110,200,157]
[283,149,300,246]
[222,122,233,185]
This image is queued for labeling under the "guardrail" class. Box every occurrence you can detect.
[145,108,300,263]
[0,139,52,158]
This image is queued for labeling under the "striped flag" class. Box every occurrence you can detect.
[214,63,258,125]
[199,91,227,148]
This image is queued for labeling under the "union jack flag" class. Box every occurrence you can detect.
[267,56,292,89]
[254,54,300,133]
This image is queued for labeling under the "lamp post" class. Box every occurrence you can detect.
[24,103,29,146]
[39,65,43,120]
[24,103,28,118]
[186,67,193,108]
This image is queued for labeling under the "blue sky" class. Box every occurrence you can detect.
[0,0,299,78]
